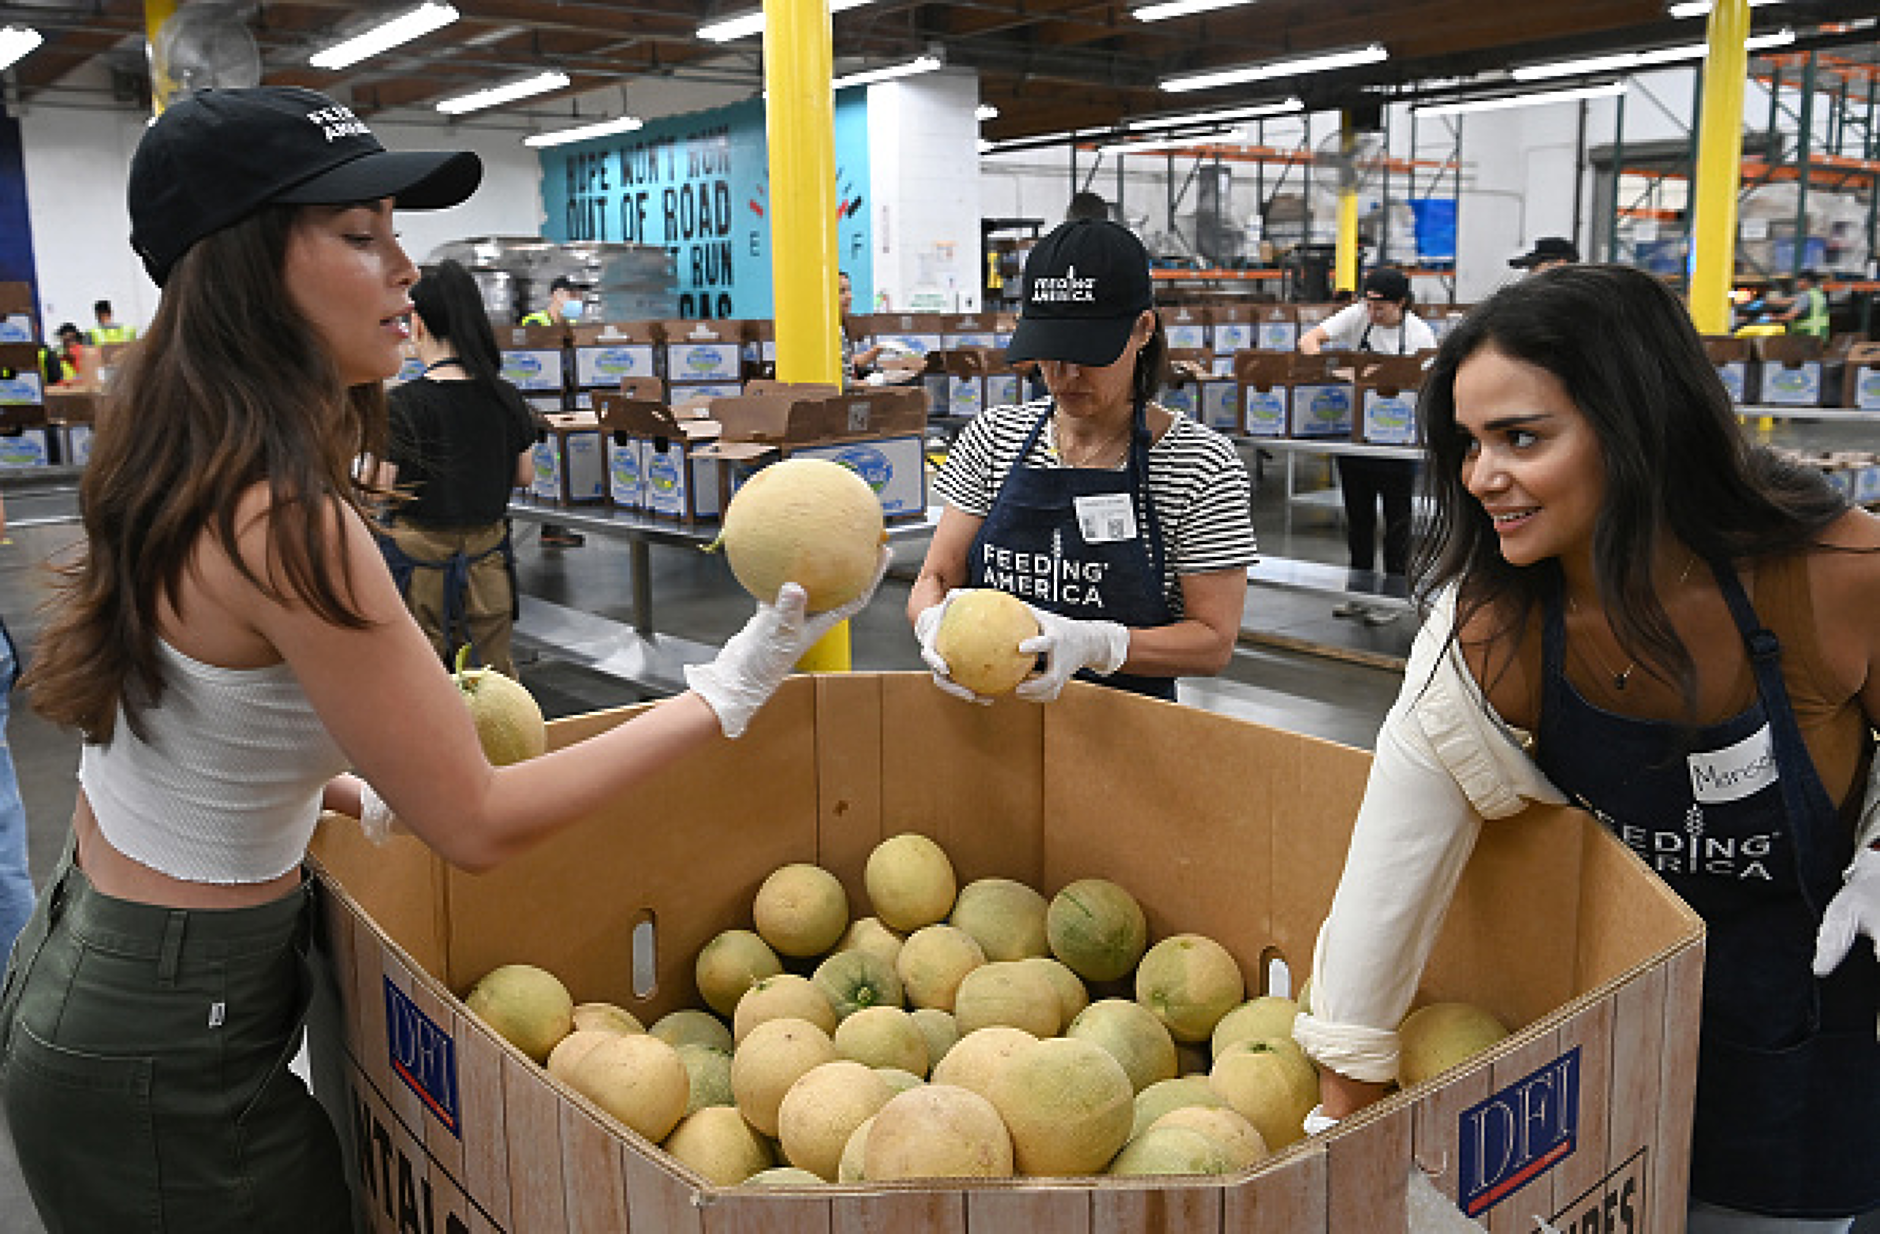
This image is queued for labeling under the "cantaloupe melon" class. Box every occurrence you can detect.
[717,457,885,612]
[452,645,546,765]
[933,589,1039,696]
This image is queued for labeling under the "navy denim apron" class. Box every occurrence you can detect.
[966,400,1175,699]
[1534,561,1880,1218]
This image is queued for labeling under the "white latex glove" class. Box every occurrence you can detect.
[687,546,891,738]
[1812,846,1880,982]
[357,780,399,846]
[913,591,993,706]
[1303,1104,1340,1137]
[1012,604,1129,703]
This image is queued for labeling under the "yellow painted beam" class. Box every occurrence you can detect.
[763,0,851,671]
[1689,0,1749,335]
[1335,112,1360,293]
[144,0,177,116]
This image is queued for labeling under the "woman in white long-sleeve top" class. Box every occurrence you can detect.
[1294,265,1879,1233]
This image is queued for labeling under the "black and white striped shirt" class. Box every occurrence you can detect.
[935,400,1257,618]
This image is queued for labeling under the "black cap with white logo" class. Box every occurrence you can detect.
[1004,219,1155,368]
[129,86,483,286]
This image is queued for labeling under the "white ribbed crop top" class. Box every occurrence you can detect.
[79,640,350,884]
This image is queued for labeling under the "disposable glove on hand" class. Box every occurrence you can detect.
[1013,604,1129,702]
[1302,1105,1340,1137]
[914,591,992,705]
[1812,845,1880,982]
[687,546,891,738]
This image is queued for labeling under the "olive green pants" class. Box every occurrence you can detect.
[0,846,352,1232]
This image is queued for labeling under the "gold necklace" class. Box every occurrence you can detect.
[1052,416,1130,468]
[1567,554,1698,692]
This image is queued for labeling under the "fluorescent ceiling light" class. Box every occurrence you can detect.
[0,25,43,71]
[699,0,873,43]
[981,127,1105,154]
[1513,28,1793,81]
[1098,128,1244,156]
[1667,0,1778,17]
[311,1,458,70]
[832,54,940,90]
[1415,81,1626,118]
[976,104,1000,121]
[1127,96,1302,130]
[1132,0,1257,22]
[1161,43,1387,94]
[435,70,570,114]
[524,115,645,148]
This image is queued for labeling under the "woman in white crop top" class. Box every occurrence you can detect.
[0,88,884,1233]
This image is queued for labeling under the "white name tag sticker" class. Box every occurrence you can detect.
[1073,493,1137,544]
[1688,724,1777,804]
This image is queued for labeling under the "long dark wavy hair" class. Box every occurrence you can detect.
[1132,311,1170,405]
[25,204,386,742]
[1413,263,1849,702]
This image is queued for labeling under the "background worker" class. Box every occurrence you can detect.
[1294,265,1880,1233]
[1508,235,1579,274]
[378,258,538,677]
[837,271,882,384]
[1299,266,1436,624]
[1770,269,1831,340]
[910,218,1255,703]
[0,85,886,1231]
[89,299,135,344]
[518,275,584,546]
[48,323,89,386]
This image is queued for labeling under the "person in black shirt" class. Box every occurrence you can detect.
[380,259,538,675]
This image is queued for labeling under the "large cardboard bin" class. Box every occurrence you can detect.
[307,675,1703,1234]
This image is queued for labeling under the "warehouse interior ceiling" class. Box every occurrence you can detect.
[2,0,1877,145]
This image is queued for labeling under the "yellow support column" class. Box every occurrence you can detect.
[145,0,178,115]
[763,0,851,671]
[1689,0,1749,336]
[1335,111,1361,293]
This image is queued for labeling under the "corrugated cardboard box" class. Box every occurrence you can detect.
[1236,352,1293,438]
[0,343,45,407]
[528,411,606,506]
[501,325,568,396]
[941,313,1001,349]
[1287,352,1354,439]
[1254,304,1298,352]
[1753,335,1832,407]
[705,381,929,520]
[1209,306,1255,356]
[664,320,745,387]
[592,377,671,512]
[924,347,1005,419]
[1840,342,1880,411]
[1162,304,1208,352]
[1352,353,1432,445]
[862,312,946,358]
[0,282,35,344]
[572,322,663,389]
[595,379,725,522]
[1702,336,1756,405]
[307,675,1704,1234]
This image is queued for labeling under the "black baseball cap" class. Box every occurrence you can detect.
[1362,267,1410,302]
[129,86,483,286]
[1509,237,1580,268]
[1005,219,1155,368]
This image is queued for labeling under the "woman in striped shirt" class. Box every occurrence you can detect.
[909,219,1256,702]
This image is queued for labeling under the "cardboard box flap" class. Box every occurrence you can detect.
[44,389,99,424]
[1754,334,1824,364]
[0,282,33,315]
[1702,335,1754,363]
[1254,304,1298,324]
[661,319,739,345]
[1844,342,1880,366]
[713,382,925,443]
[593,389,718,443]
[1234,351,1295,387]
[569,321,663,346]
[1354,353,1432,394]
[540,411,600,431]
[1287,351,1347,382]
[741,379,842,399]
[503,323,567,349]
[923,347,1003,377]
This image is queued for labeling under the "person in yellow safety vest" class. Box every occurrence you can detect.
[51,323,90,384]
[519,275,582,328]
[90,299,137,344]
[1771,270,1830,340]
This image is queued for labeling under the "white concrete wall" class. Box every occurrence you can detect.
[864,70,982,313]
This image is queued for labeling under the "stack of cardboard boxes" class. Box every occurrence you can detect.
[0,283,54,469]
